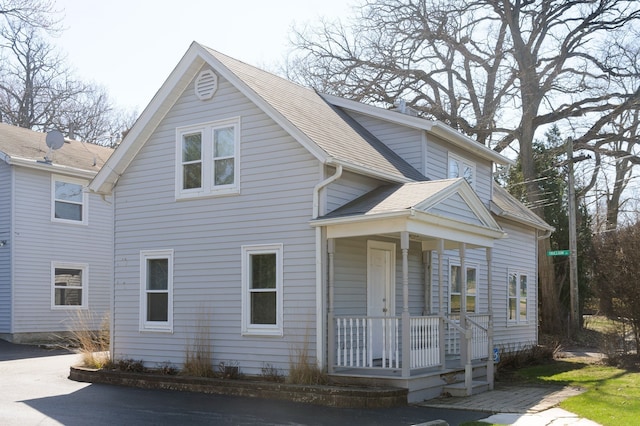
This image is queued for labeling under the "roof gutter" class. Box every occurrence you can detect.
[313,164,343,219]
[5,156,97,179]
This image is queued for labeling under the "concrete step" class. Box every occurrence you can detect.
[442,379,490,397]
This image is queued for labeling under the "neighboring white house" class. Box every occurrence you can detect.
[89,42,552,402]
[0,123,114,343]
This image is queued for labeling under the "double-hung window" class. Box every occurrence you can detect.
[448,153,475,188]
[508,270,528,324]
[140,250,173,332]
[52,175,87,224]
[176,118,240,199]
[241,244,283,336]
[450,262,477,314]
[52,262,87,308]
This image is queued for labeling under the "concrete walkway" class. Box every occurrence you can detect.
[419,382,599,425]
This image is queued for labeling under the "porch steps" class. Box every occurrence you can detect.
[442,379,490,397]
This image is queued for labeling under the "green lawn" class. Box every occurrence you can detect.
[497,359,640,426]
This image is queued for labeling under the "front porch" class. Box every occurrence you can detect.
[312,180,507,402]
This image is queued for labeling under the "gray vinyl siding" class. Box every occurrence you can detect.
[491,220,538,348]
[333,237,425,317]
[325,170,382,214]
[428,193,484,226]
[426,136,492,206]
[112,69,321,375]
[345,111,425,174]
[0,162,12,333]
[10,166,113,335]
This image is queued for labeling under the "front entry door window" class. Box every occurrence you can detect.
[450,263,477,314]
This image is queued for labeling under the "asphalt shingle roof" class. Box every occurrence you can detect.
[204,46,426,182]
[320,179,460,219]
[0,123,113,172]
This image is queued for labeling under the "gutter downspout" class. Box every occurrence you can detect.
[314,164,342,372]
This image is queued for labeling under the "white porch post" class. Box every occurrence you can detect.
[460,242,472,395]
[401,232,411,378]
[486,247,495,390]
[327,238,336,374]
[437,239,446,371]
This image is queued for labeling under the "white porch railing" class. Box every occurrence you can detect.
[335,316,400,368]
[333,313,489,373]
[443,313,489,361]
[466,313,489,360]
[334,315,441,370]
[409,316,440,368]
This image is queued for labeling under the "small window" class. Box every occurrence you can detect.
[450,262,477,314]
[508,270,529,324]
[140,250,173,332]
[241,244,283,336]
[52,176,87,224]
[448,153,475,188]
[176,118,240,199]
[52,263,87,308]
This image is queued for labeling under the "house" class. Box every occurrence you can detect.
[0,123,114,343]
[89,42,552,402]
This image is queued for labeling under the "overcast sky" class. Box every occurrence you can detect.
[55,0,355,113]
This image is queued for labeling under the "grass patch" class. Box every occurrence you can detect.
[512,358,640,425]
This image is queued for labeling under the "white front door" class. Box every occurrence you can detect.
[367,241,396,359]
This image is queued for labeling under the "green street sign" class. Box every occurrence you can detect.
[547,250,570,256]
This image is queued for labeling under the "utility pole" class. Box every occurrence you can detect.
[567,137,580,334]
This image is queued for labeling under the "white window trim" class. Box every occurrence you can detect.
[448,259,479,314]
[507,269,529,325]
[448,152,476,189]
[51,175,88,225]
[241,244,283,337]
[175,117,240,200]
[140,249,174,333]
[51,262,88,309]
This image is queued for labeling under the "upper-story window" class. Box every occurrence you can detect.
[51,175,88,225]
[175,118,240,199]
[448,153,475,188]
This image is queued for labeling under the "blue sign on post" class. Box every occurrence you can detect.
[493,347,500,363]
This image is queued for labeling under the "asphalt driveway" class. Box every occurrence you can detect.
[0,339,487,425]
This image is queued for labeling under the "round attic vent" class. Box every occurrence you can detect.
[195,69,218,101]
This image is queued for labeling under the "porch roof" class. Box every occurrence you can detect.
[311,178,506,248]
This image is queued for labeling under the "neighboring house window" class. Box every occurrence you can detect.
[508,270,528,323]
[52,175,87,224]
[241,244,283,336]
[52,263,87,308]
[140,250,173,332]
[176,118,240,199]
[450,262,477,313]
[448,153,475,188]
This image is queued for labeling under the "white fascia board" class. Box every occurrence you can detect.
[310,210,410,228]
[410,209,506,241]
[321,93,513,166]
[491,203,555,232]
[7,156,96,179]
[90,44,206,194]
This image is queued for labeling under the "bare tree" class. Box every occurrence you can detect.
[289,0,640,334]
[0,20,134,145]
[0,0,59,31]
